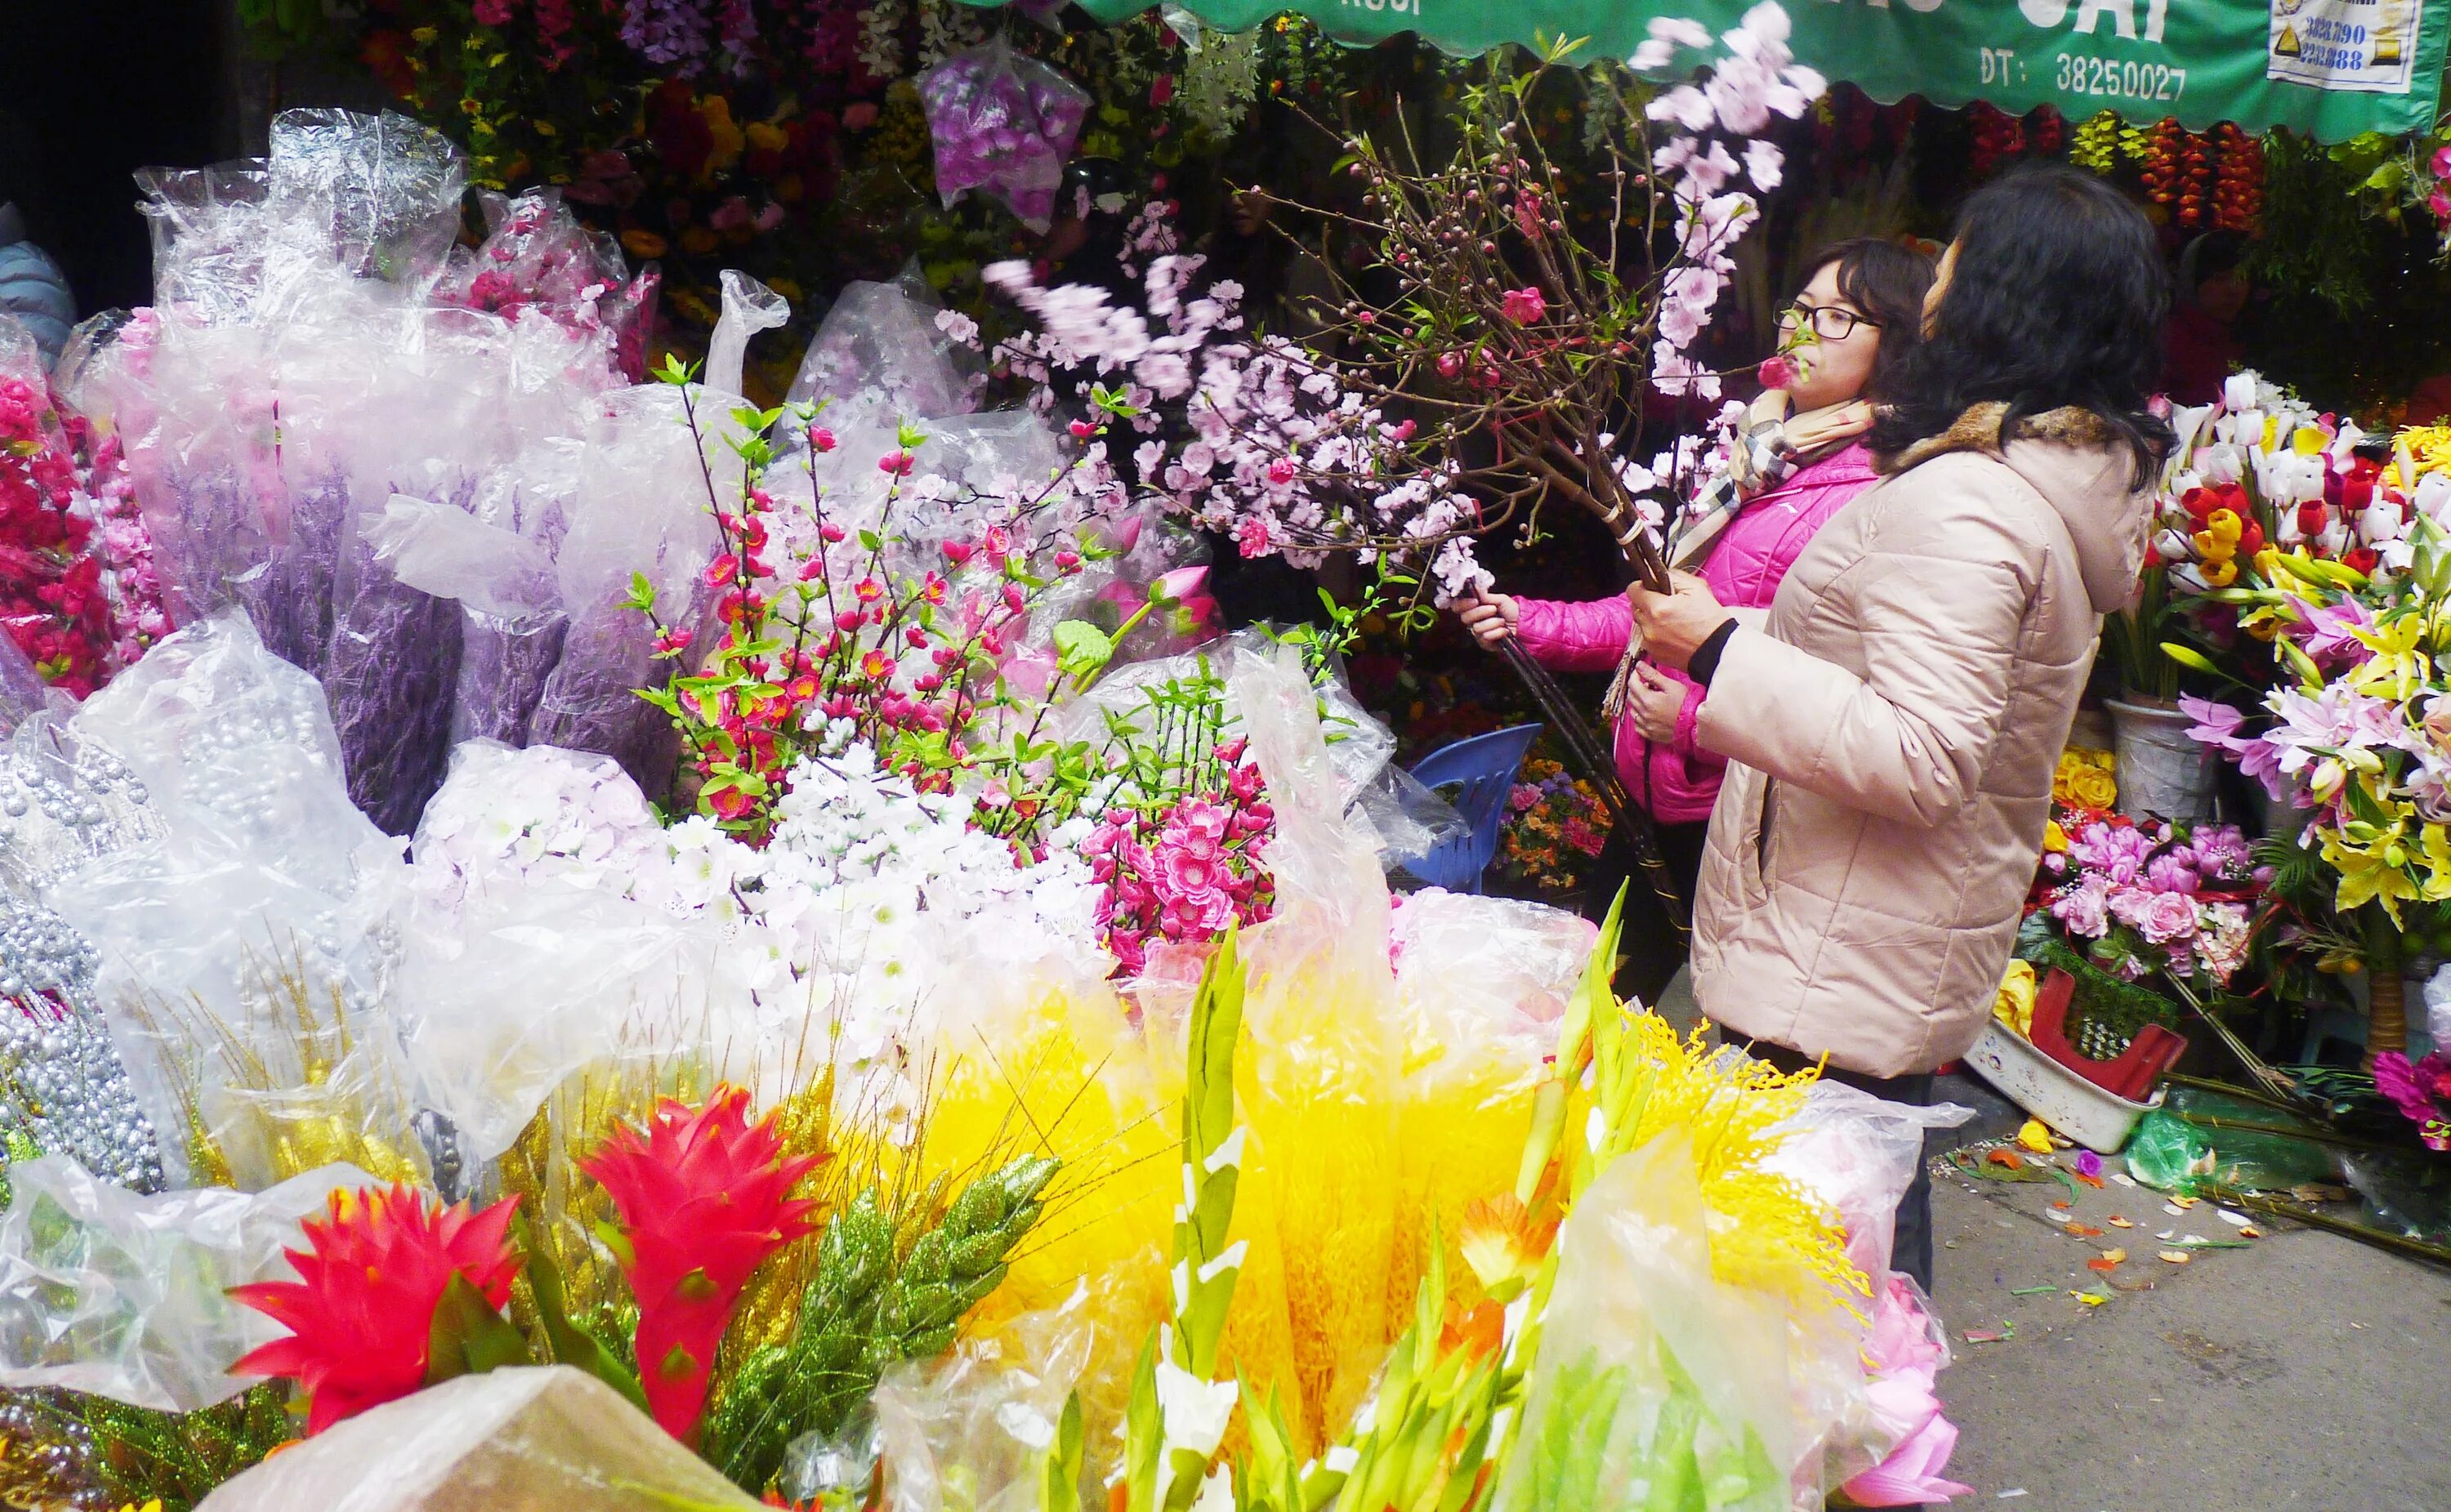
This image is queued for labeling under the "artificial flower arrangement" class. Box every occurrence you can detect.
[0,320,170,699]
[1493,755,1611,894]
[2177,491,2451,1057]
[2145,372,2444,682]
[2035,801,2261,992]
[0,609,1970,1512]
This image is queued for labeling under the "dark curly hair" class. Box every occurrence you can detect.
[1868,163,2172,486]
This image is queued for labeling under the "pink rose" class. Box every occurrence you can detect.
[2134,890,2200,945]
[2050,873,2111,938]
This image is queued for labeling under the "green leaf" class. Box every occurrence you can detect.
[1038,1390,1085,1512]
[425,1273,531,1386]
[517,1213,650,1416]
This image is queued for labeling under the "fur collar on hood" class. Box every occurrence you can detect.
[1873,402,2124,475]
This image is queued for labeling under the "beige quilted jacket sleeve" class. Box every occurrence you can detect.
[1694,461,2046,828]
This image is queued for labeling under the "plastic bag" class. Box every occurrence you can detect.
[1765,1082,1971,1281]
[1390,888,1593,1053]
[786,268,983,421]
[437,189,656,382]
[526,381,729,793]
[63,611,379,883]
[1828,1275,1971,1507]
[325,489,466,836]
[369,494,567,747]
[860,1283,1100,1512]
[260,109,467,311]
[194,1366,766,1511]
[53,613,400,1189]
[1490,1129,1792,1512]
[703,269,791,401]
[0,888,168,1193]
[529,278,757,788]
[2122,1087,2343,1195]
[918,40,1092,230]
[0,624,64,735]
[2343,1148,2451,1246]
[392,872,724,1166]
[0,1154,376,1412]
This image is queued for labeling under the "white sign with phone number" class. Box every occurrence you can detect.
[2269,0,2424,91]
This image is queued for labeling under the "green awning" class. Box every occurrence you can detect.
[1061,0,2448,140]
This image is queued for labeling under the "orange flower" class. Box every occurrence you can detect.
[1458,1193,1556,1301]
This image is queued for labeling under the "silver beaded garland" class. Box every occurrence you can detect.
[0,720,168,1194]
[0,892,164,1193]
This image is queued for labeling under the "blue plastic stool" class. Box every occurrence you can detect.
[1403,724,1543,894]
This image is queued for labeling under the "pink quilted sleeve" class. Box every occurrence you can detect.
[1512,594,1634,674]
[1667,673,1708,759]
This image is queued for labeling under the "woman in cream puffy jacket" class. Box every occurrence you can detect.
[1632,164,2171,1293]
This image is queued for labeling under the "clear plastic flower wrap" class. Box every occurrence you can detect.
[859,1283,1101,1512]
[529,274,767,792]
[193,1365,766,1512]
[917,39,1092,231]
[391,859,727,1167]
[131,162,273,326]
[324,489,467,836]
[257,109,467,315]
[61,612,377,887]
[1490,1129,1794,1512]
[1764,1082,1971,1282]
[785,268,983,421]
[437,189,657,381]
[0,626,58,733]
[1761,1083,1971,1504]
[370,494,569,747]
[48,614,398,1187]
[0,1154,376,1412]
[702,268,790,404]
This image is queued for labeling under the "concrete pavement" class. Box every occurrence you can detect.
[1929,1120,2451,1512]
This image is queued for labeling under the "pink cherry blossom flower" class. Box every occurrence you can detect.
[1500,287,1547,325]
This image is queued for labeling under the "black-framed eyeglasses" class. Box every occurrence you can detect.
[1775,301,1877,341]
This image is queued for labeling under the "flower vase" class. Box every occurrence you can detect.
[2364,908,2411,1061]
[2105,696,2213,821]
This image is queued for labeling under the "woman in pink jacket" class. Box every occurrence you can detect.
[1458,239,1934,992]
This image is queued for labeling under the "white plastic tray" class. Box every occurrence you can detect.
[1961,1019,2163,1154]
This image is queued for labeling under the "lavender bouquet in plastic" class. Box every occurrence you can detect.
[919,39,1092,231]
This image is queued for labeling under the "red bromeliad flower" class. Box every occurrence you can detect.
[579,1086,824,1444]
[230,1185,523,1435]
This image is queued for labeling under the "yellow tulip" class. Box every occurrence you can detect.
[2199,558,2239,588]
